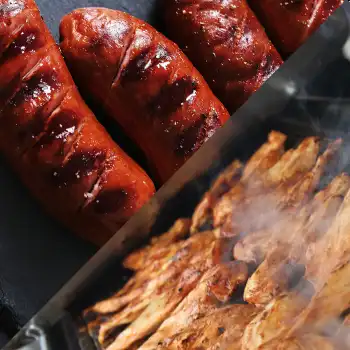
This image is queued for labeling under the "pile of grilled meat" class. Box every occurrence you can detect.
[82,131,350,350]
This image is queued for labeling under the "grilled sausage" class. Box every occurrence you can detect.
[59,9,230,184]
[0,0,155,246]
[248,0,344,58]
[163,0,283,113]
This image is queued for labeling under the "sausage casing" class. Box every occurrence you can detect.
[248,0,344,57]
[163,0,283,113]
[0,0,155,246]
[60,8,230,184]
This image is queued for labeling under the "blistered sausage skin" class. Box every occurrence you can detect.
[60,9,230,184]
[248,0,344,58]
[163,0,283,114]
[0,0,155,246]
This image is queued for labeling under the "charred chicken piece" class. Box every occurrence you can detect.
[191,131,286,234]
[289,261,350,336]
[244,172,350,306]
[306,185,350,286]
[242,280,315,349]
[258,334,336,350]
[234,140,341,265]
[84,232,216,349]
[213,136,320,236]
[191,160,243,234]
[123,218,192,271]
[139,261,249,350]
[151,304,257,350]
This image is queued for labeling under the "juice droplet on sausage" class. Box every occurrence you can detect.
[176,112,221,156]
[0,28,44,64]
[52,150,106,186]
[120,45,171,85]
[149,76,197,118]
[36,110,80,148]
[92,188,134,215]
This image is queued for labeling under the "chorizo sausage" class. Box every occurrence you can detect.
[59,8,230,184]
[0,0,155,246]
[162,0,283,113]
[248,0,344,58]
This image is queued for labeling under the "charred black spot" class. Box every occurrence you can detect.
[120,45,171,86]
[35,110,80,148]
[176,112,221,156]
[52,150,106,186]
[10,70,60,107]
[0,28,44,64]
[102,324,128,347]
[149,76,197,118]
[120,47,152,85]
[218,327,226,335]
[92,188,134,215]
[261,53,280,79]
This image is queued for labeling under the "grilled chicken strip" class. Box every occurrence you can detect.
[289,262,350,336]
[87,232,214,349]
[191,160,243,234]
[213,136,320,236]
[258,334,336,350]
[191,131,286,234]
[152,304,257,350]
[234,141,342,265]
[244,173,350,306]
[123,218,192,271]
[84,231,215,343]
[306,185,350,286]
[242,280,314,350]
[139,261,249,350]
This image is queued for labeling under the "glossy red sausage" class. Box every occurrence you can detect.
[248,0,344,57]
[0,0,155,246]
[60,9,230,184]
[163,0,283,114]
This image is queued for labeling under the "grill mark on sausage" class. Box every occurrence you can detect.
[81,164,136,217]
[92,188,135,215]
[51,148,107,188]
[119,45,171,86]
[0,27,45,65]
[110,27,136,88]
[0,45,55,114]
[148,76,198,118]
[33,108,83,156]
[18,88,71,152]
[8,68,61,108]
[0,22,24,58]
[119,46,152,85]
[176,111,221,156]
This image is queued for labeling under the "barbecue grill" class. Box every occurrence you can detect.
[1,2,350,349]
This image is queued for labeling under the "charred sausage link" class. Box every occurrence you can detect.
[162,0,283,113]
[248,0,344,58]
[60,8,230,184]
[0,0,155,246]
